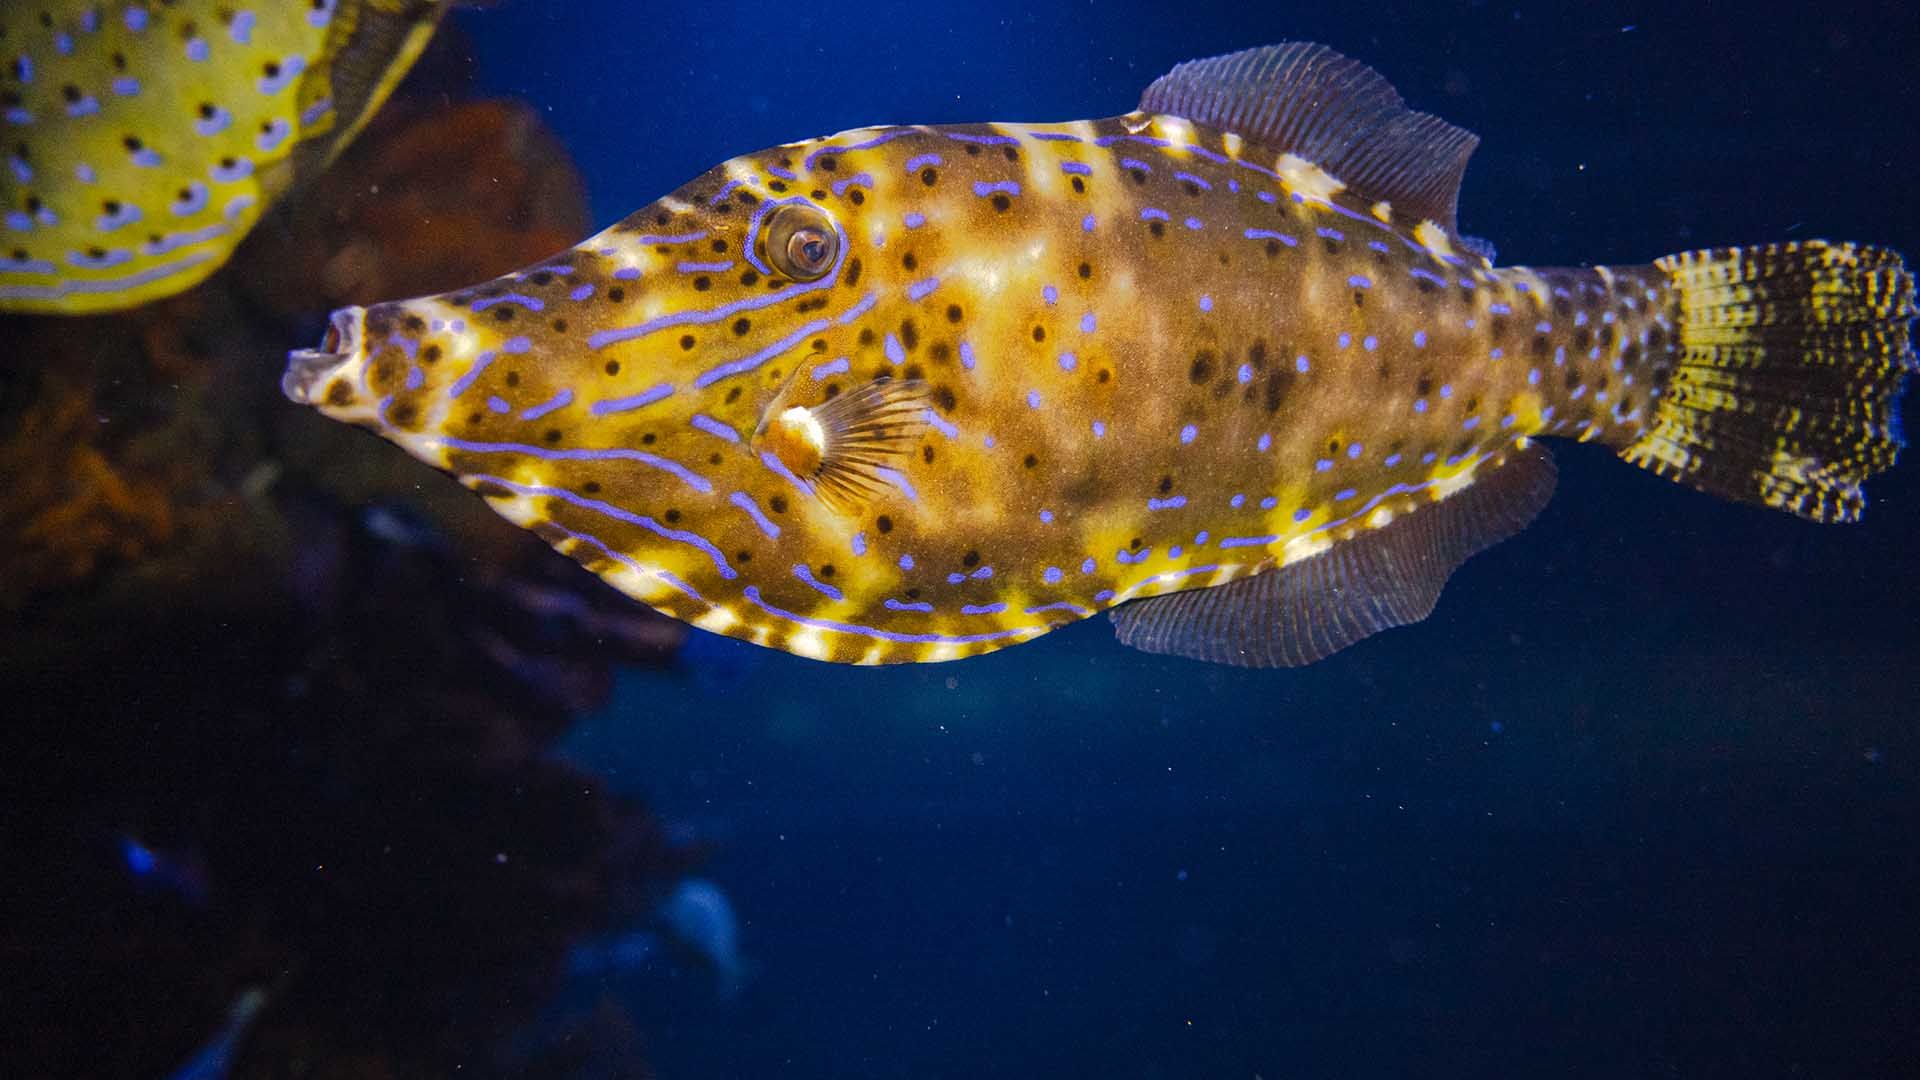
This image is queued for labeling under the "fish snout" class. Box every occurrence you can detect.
[283,306,368,406]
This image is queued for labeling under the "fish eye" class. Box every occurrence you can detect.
[765,204,837,280]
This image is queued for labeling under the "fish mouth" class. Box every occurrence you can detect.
[282,306,367,405]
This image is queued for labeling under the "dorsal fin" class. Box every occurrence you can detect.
[1108,445,1556,667]
[1138,43,1480,232]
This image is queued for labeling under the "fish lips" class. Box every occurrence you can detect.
[283,305,368,405]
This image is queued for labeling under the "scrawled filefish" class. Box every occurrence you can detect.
[282,43,1916,667]
[1,0,447,315]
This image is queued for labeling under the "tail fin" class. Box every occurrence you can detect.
[1622,241,1916,522]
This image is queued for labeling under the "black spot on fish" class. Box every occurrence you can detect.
[472,481,514,500]
[1032,325,1046,343]
[1070,176,1086,194]
[1352,290,1365,308]
[904,587,921,599]
[922,445,935,464]
[962,549,980,567]
[1189,350,1215,384]
[390,403,419,426]
[732,317,751,336]
[736,549,752,563]
[1157,475,1173,494]
[850,190,866,205]
[605,360,620,375]
[1077,262,1092,279]
[817,157,837,172]
[902,252,917,271]
[858,327,875,346]
[1023,454,1038,468]
[1265,240,1282,257]
[678,334,695,351]
[1148,221,1165,238]
[1263,366,1294,414]
[552,318,568,333]
[543,429,563,445]
[1573,327,1592,352]
[1003,145,1019,162]
[725,386,742,403]
[1096,368,1111,384]
[325,381,354,407]
[1530,335,1550,357]
[928,342,950,363]
[609,286,626,302]
[964,144,981,156]
[933,385,957,412]
[1322,237,1341,255]
[823,383,841,399]
[1127,168,1146,185]
[583,481,602,494]
[664,509,681,523]
[769,180,788,193]
[740,268,760,286]
[1564,369,1581,390]
[903,364,924,381]
[876,514,894,533]
[991,194,1012,212]
[423,344,441,363]
[641,432,656,445]
[901,320,919,351]
[693,276,711,291]
[846,258,862,286]
[1416,376,1433,397]
[921,168,938,186]
[946,303,963,323]
[504,371,520,387]
[769,495,788,514]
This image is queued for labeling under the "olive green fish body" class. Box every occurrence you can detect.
[284,44,1915,666]
[1,0,445,314]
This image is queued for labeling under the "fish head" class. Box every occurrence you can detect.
[280,125,1033,657]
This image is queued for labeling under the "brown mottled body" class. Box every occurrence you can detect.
[283,44,1911,666]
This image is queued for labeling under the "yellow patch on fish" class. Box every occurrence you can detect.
[1,0,446,315]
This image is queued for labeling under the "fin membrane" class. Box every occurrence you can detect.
[755,376,929,514]
[1138,42,1479,232]
[1625,241,1917,523]
[1110,446,1557,667]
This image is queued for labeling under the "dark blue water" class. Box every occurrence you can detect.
[451,3,1920,1077]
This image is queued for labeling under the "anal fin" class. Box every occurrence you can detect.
[1110,445,1557,667]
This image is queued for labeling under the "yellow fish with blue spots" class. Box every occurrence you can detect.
[1,0,446,314]
[283,43,1917,666]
